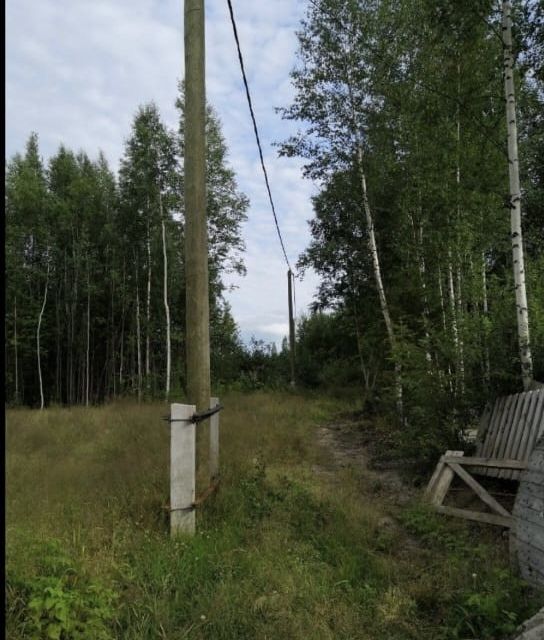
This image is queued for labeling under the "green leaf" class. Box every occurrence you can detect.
[47,623,62,639]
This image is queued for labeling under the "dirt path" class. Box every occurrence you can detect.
[315,418,417,507]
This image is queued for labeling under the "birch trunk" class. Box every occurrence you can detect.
[455,263,465,395]
[356,144,403,418]
[350,298,369,392]
[161,200,171,399]
[502,0,534,390]
[454,68,465,396]
[438,266,454,393]
[37,257,50,410]
[447,250,465,395]
[409,211,432,369]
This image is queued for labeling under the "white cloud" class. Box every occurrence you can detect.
[6,0,320,345]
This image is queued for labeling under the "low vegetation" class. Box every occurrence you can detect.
[6,392,543,639]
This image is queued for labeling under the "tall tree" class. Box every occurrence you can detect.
[502,0,534,389]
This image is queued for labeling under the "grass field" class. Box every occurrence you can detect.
[6,391,543,639]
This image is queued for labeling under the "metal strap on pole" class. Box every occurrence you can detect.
[163,403,223,425]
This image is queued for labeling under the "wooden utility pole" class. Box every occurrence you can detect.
[287,269,296,387]
[185,0,211,489]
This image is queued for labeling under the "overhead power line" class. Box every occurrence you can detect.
[226,0,292,271]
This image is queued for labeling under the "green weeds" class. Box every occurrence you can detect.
[5,393,543,639]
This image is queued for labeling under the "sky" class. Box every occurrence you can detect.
[5,0,321,347]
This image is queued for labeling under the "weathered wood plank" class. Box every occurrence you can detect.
[473,389,543,479]
[517,470,544,485]
[511,435,544,587]
[442,455,527,470]
[500,392,528,479]
[515,481,544,502]
[424,456,445,501]
[517,545,544,571]
[506,391,542,481]
[511,391,536,463]
[435,505,512,528]
[480,395,507,458]
[488,393,518,478]
[448,462,511,517]
[515,507,544,533]
[515,493,544,514]
[477,395,509,476]
[428,451,464,506]
[496,393,523,476]
[514,391,543,465]
[526,392,544,453]
[476,402,493,448]
[515,527,544,554]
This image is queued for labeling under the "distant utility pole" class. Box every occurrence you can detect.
[287,269,296,387]
[185,0,211,489]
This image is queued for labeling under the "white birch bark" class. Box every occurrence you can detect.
[438,266,448,333]
[455,263,465,394]
[161,204,171,399]
[447,250,465,394]
[502,0,534,390]
[409,211,432,369]
[437,267,453,391]
[356,144,403,417]
[454,68,465,396]
[37,257,50,410]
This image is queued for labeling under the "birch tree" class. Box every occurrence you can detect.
[502,0,534,390]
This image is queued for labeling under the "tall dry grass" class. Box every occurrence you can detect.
[6,391,542,639]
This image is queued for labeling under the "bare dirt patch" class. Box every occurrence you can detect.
[314,418,416,506]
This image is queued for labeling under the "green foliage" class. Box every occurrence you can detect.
[448,573,521,639]
[7,540,117,640]
[399,503,537,639]
[5,96,248,405]
[273,0,544,464]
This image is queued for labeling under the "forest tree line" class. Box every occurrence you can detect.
[5,87,254,407]
[5,0,544,456]
[271,0,544,455]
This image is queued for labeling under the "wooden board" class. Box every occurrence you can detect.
[511,436,544,588]
[448,462,511,517]
[425,450,463,505]
[475,389,544,480]
[441,455,527,470]
[435,505,511,528]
